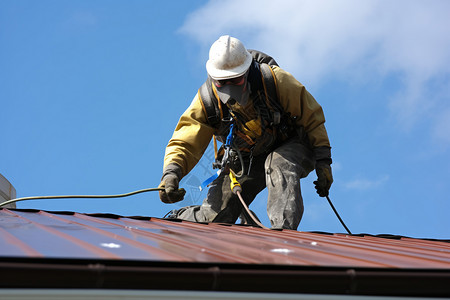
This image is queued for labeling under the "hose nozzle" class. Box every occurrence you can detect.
[229,171,242,194]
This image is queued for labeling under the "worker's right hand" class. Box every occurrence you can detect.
[159,173,185,203]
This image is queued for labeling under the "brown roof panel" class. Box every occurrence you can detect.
[1,208,449,269]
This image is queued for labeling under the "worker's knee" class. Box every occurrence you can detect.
[265,140,314,180]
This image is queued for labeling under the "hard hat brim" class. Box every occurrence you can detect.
[206,51,253,80]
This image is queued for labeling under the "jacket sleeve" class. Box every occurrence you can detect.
[272,66,331,148]
[163,94,215,178]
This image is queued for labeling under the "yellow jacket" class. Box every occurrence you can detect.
[163,66,330,178]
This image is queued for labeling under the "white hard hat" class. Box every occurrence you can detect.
[206,35,253,80]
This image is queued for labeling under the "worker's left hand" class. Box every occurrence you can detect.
[314,161,333,197]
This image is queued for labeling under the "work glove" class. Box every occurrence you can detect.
[314,161,333,197]
[159,164,185,204]
[313,147,333,197]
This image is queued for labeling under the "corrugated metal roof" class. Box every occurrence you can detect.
[1,208,449,269]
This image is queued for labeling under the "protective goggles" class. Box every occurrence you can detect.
[212,73,247,88]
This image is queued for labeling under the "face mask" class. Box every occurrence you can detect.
[215,81,250,106]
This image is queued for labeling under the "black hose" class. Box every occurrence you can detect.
[326,195,352,234]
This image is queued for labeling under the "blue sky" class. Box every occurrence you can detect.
[2,0,449,239]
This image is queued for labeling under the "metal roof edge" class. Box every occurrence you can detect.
[0,257,449,297]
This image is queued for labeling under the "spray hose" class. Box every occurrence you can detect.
[229,171,269,230]
[0,187,166,208]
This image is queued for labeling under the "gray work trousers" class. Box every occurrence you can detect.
[176,137,315,230]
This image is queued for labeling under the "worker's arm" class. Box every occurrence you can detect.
[159,94,215,203]
[272,66,333,196]
[163,94,215,178]
[272,66,330,149]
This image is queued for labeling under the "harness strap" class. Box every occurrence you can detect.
[260,63,277,104]
[199,78,222,128]
[260,63,283,124]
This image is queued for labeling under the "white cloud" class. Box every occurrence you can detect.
[180,0,450,143]
[344,175,390,191]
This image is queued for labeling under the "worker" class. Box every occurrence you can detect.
[159,35,333,230]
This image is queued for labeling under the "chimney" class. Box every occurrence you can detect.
[0,173,16,209]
